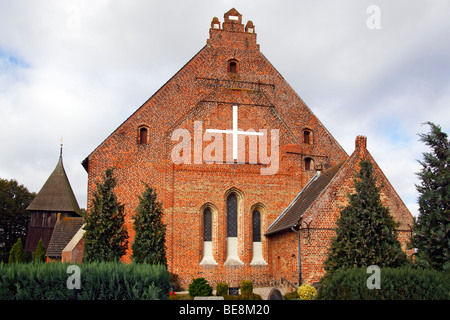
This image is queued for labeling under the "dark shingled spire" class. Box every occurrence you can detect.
[26,151,82,216]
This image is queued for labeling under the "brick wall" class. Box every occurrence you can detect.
[81,10,412,289]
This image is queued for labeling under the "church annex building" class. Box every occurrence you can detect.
[26,9,414,289]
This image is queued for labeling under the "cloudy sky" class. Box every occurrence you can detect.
[1,0,449,217]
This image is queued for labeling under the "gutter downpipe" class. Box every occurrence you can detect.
[291,225,301,285]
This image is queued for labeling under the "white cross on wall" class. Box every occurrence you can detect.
[206,105,263,159]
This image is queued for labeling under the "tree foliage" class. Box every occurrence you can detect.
[8,238,24,263]
[0,178,35,262]
[324,160,406,272]
[414,122,450,270]
[132,183,166,266]
[83,168,129,262]
[33,239,46,263]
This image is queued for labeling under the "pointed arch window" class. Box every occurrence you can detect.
[227,193,238,237]
[203,208,212,242]
[200,206,217,265]
[250,208,267,266]
[252,210,261,242]
[225,192,243,265]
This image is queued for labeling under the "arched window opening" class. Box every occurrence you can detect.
[227,193,238,237]
[225,192,243,266]
[203,208,212,241]
[138,127,148,145]
[303,129,312,145]
[250,208,267,266]
[200,206,217,265]
[252,210,261,242]
[228,60,238,73]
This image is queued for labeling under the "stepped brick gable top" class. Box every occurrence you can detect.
[267,136,414,284]
[78,9,411,289]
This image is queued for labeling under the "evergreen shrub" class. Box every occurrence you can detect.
[216,282,228,296]
[317,267,450,300]
[240,280,253,295]
[188,277,213,297]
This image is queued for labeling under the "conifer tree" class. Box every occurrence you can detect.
[83,168,129,262]
[132,183,167,266]
[414,122,450,270]
[8,238,24,263]
[33,239,46,263]
[324,160,406,272]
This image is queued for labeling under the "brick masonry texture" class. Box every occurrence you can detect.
[81,9,414,289]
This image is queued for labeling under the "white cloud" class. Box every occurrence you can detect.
[0,0,448,216]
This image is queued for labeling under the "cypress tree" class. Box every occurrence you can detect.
[324,159,406,272]
[83,168,129,262]
[132,183,166,266]
[8,238,24,263]
[33,239,46,263]
[414,122,450,270]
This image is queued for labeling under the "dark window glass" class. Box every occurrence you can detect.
[229,61,237,73]
[305,158,312,171]
[303,130,311,144]
[227,193,238,237]
[252,210,261,242]
[203,208,212,241]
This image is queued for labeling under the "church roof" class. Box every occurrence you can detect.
[46,217,84,258]
[27,152,82,216]
[265,163,344,236]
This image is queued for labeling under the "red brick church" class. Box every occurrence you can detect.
[65,8,413,288]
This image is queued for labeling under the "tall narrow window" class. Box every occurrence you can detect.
[304,157,313,171]
[303,130,311,144]
[139,127,148,144]
[203,208,212,241]
[227,194,237,237]
[200,207,217,265]
[250,209,267,265]
[252,210,261,242]
[225,193,243,265]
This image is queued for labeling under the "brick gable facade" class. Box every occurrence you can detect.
[80,9,413,289]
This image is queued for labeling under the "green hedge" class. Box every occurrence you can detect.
[0,262,170,300]
[317,267,450,300]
